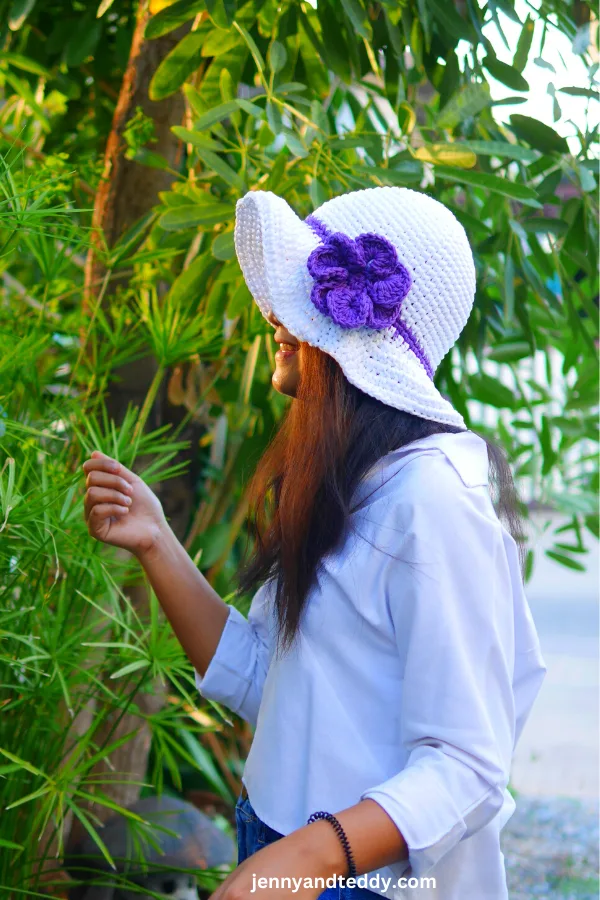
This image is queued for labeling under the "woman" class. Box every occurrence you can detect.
[83,187,546,900]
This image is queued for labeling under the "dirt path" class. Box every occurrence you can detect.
[502,796,599,899]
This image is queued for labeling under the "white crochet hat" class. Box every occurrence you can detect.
[234,186,476,428]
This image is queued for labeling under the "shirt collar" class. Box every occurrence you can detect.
[352,430,489,509]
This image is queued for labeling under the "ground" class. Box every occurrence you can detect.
[503,514,599,899]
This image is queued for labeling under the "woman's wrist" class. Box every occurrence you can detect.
[133,520,175,565]
[284,800,408,886]
[294,820,350,880]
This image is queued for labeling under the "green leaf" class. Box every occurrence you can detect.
[383,8,404,59]
[169,254,216,306]
[192,146,245,190]
[96,0,115,17]
[487,342,531,362]
[227,280,252,317]
[468,373,519,409]
[0,838,23,850]
[237,98,264,117]
[545,550,586,572]
[211,231,235,260]
[503,252,515,321]
[0,747,45,778]
[435,166,542,206]
[145,0,205,40]
[533,56,556,73]
[483,56,529,92]
[558,86,600,100]
[509,114,569,155]
[110,659,150,679]
[109,210,156,265]
[283,130,308,158]
[171,126,224,151]
[539,415,557,475]
[520,217,569,235]
[309,177,327,209]
[491,96,527,107]
[377,164,424,185]
[548,491,598,516]
[202,28,243,57]
[513,15,534,72]
[8,0,36,31]
[436,82,492,129]
[149,31,206,101]
[339,0,372,40]
[315,3,352,82]
[552,542,588,554]
[268,40,287,74]
[205,0,236,29]
[0,52,50,77]
[68,803,117,871]
[188,99,241,131]
[158,201,234,231]
[178,728,234,800]
[64,18,102,67]
[414,144,477,168]
[428,0,473,41]
[266,100,283,134]
[456,140,537,163]
[233,22,265,75]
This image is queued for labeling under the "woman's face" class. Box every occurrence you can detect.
[267,311,300,398]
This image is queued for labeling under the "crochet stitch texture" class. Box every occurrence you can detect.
[234,186,476,428]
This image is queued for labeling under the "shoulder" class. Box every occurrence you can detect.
[368,433,500,548]
[366,431,490,511]
[400,430,489,491]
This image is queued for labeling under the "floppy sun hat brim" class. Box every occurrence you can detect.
[234,187,475,428]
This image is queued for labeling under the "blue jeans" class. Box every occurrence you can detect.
[235,791,380,898]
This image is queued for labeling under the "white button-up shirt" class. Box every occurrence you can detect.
[196,431,546,899]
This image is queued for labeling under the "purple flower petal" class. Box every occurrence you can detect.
[366,302,402,329]
[368,270,412,309]
[307,233,363,279]
[327,286,370,328]
[356,233,400,279]
[310,284,333,316]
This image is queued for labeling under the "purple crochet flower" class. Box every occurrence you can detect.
[306,230,412,331]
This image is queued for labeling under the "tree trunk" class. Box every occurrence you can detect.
[68,0,199,846]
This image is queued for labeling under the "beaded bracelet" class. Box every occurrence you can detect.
[306,810,358,878]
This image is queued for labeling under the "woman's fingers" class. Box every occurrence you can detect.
[85,470,133,495]
[87,503,130,527]
[84,486,132,521]
[82,453,135,485]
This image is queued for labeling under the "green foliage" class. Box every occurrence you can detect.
[0,0,598,890]
[0,154,244,893]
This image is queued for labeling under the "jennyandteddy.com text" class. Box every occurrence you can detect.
[250,873,436,893]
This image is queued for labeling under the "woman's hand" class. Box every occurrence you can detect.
[211,800,408,900]
[210,826,344,900]
[82,451,167,558]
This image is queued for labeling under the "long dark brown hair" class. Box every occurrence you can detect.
[237,343,525,652]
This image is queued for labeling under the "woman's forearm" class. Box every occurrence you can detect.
[300,798,408,878]
[137,525,230,676]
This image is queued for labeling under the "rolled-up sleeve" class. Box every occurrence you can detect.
[195,581,275,727]
[360,456,525,877]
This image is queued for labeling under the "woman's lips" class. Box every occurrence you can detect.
[275,347,298,362]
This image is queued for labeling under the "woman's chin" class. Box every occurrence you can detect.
[272,360,299,398]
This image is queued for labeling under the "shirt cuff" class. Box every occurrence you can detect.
[360,749,502,877]
[195,605,258,716]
